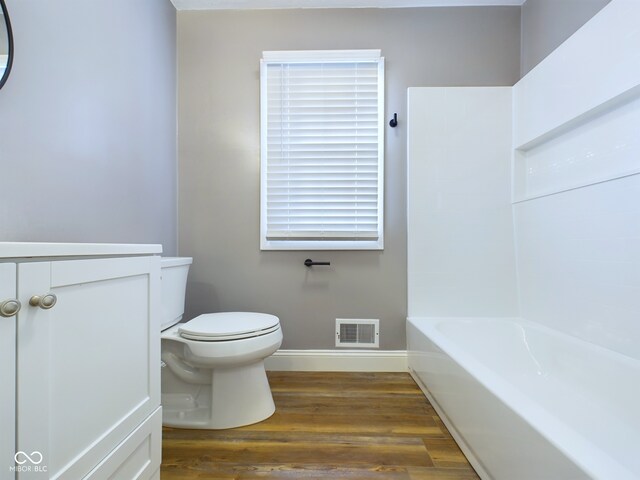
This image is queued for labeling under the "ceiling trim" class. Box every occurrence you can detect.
[171,0,525,11]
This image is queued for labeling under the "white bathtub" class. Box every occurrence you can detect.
[407,317,640,480]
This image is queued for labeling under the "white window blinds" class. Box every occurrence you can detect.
[260,50,384,250]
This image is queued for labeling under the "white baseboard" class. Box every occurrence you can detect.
[265,349,408,372]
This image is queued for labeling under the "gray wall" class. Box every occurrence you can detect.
[520,0,612,76]
[0,0,177,254]
[178,7,520,350]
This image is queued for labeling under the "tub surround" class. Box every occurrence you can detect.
[407,86,517,319]
[407,1,640,478]
[511,0,640,360]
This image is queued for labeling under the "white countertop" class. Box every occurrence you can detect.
[0,242,162,259]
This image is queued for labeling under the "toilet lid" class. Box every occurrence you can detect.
[178,312,280,341]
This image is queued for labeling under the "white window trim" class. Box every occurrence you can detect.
[260,50,385,251]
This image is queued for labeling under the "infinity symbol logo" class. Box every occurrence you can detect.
[14,451,43,465]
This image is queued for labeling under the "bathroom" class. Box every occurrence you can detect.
[1,0,637,478]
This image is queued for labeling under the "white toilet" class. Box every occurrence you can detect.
[159,257,282,429]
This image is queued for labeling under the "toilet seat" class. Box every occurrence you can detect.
[178,312,280,341]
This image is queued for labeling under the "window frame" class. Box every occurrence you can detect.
[260,49,385,251]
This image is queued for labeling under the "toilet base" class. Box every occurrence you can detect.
[162,359,276,429]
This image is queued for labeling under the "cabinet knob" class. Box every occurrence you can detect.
[29,293,57,310]
[0,299,21,317]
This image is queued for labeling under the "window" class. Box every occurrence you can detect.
[260,50,384,250]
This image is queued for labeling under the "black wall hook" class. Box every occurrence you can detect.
[389,113,398,128]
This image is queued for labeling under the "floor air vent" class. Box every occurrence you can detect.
[336,319,379,348]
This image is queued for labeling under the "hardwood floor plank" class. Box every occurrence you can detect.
[272,393,437,417]
[241,412,443,436]
[164,430,430,446]
[423,438,474,469]
[162,463,413,480]
[268,372,423,397]
[408,467,480,480]
[161,372,479,480]
[163,441,433,467]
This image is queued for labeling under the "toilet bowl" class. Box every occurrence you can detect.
[159,257,282,429]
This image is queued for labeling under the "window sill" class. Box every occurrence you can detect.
[260,239,384,251]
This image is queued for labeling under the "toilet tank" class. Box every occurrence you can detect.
[160,257,193,330]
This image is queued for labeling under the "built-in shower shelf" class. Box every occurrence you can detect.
[511,0,640,204]
[512,88,640,204]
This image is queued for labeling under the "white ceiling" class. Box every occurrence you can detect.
[171,0,525,10]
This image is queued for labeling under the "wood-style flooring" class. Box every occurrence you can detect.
[161,372,479,479]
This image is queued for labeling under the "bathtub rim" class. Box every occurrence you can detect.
[407,316,638,480]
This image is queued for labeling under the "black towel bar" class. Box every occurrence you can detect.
[304,259,330,267]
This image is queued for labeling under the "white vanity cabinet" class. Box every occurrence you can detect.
[0,263,18,480]
[0,243,162,480]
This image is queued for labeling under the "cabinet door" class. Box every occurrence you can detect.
[16,256,160,480]
[0,263,16,480]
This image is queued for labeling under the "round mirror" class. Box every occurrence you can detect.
[0,0,13,89]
